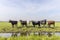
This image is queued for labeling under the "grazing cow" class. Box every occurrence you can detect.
[20,20,27,27]
[9,20,18,28]
[47,21,55,28]
[31,21,40,27]
[40,19,47,27]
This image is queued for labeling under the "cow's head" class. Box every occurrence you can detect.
[9,20,12,23]
[20,20,22,22]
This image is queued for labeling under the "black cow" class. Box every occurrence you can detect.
[20,20,27,27]
[9,20,18,28]
[40,19,47,27]
[31,21,40,27]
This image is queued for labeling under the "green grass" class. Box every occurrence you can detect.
[0,35,60,40]
[55,22,60,27]
[0,21,59,32]
[0,21,59,40]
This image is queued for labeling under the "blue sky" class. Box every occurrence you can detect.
[0,0,60,21]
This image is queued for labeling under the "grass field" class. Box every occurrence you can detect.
[0,21,60,40]
[0,21,59,32]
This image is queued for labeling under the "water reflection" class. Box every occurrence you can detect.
[0,33,12,38]
[55,32,60,36]
[0,32,60,38]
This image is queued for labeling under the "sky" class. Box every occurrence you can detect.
[0,0,60,21]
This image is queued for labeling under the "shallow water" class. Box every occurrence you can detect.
[0,32,60,38]
[55,32,60,36]
[0,33,20,38]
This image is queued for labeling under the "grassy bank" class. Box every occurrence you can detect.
[0,21,59,32]
[0,35,60,40]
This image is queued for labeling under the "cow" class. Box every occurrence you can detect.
[9,20,18,28]
[20,20,27,27]
[30,20,40,27]
[40,19,47,27]
[47,20,55,28]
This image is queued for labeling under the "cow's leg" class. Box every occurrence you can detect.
[12,24,14,28]
[26,24,27,27]
[33,24,35,27]
[52,24,55,29]
[54,23,55,27]
[34,25,35,27]
[38,24,41,28]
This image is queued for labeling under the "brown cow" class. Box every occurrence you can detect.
[47,20,55,28]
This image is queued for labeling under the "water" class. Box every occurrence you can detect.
[0,32,60,38]
[0,33,20,38]
[0,33,12,38]
[55,32,60,36]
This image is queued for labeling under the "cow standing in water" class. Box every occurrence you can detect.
[30,21,40,27]
[9,20,18,28]
[47,21,55,28]
[20,20,27,27]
